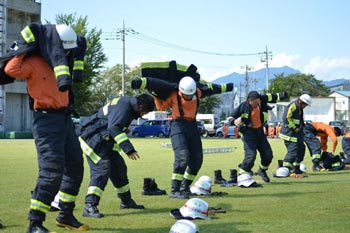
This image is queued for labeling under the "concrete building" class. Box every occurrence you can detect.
[0,0,41,134]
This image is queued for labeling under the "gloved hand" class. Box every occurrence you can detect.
[131,78,142,89]
[226,83,234,92]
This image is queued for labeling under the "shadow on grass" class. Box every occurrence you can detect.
[87,221,252,233]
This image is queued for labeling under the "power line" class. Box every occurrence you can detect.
[102,30,263,57]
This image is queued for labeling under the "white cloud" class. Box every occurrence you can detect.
[302,57,350,81]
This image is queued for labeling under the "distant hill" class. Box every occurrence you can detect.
[210,66,350,90]
[211,66,300,90]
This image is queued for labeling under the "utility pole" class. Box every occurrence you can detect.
[115,21,138,96]
[241,65,253,97]
[260,45,272,91]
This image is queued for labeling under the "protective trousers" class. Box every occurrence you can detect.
[85,150,129,204]
[240,127,273,172]
[170,120,203,180]
[29,111,84,221]
[304,130,321,159]
[341,137,350,157]
[283,133,305,166]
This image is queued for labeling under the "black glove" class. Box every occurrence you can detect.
[131,78,142,89]
[57,75,72,92]
[279,92,288,100]
[226,83,234,92]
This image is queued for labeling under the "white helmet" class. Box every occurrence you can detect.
[179,76,196,95]
[190,180,211,195]
[237,174,256,187]
[56,24,77,49]
[169,220,198,233]
[179,198,210,220]
[299,94,312,106]
[300,163,307,172]
[197,175,212,185]
[275,167,290,178]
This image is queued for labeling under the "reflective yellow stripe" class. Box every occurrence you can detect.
[114,132,128,144]
[30,199,50,213]
[59,191,76,203]
[140,77,147,89]
[279,133,298,142]
[183,171,195,181]
[282,162,293,168]
[79,137,101,164]
[54,65,70,78]
[87,186,103,197]
[110,98,120,106]
[112,143,122,152]
[332,162,341,167]
[115,184,130,194]
[172,173,184,181]
[176,63,188,72]
[221,84,227,93]
[241,113,249,119]
[207,83,213,90]
[73,60,84,71]
[312,154,321,160]
[260,164,268,170]
[239,168,250,174]
[266,93,272,101]
[276,93,281,101]
[141,61,170,69]
[21,26,36,43]
[293,162,300,166]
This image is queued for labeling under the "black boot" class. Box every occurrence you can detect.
[169,180,189,199]
[27,221,52,233]
[257,167,270,183]
[312,159,322,171]
[227,169,238,184]
[141,177,166,195]
[214,169,227,184]
[180,179,193,196]
[119,191,145,209]
[82,203,104,218]
[56,210,89,230]
[277,160,284,168]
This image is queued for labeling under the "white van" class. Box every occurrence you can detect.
[196,114,220,137]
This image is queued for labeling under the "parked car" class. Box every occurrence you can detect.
[329,120,347,136]
[216,126,236,138]
[197,120,206,136]
[132,119,170,138]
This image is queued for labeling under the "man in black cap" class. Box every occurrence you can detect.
[230,91,288,186]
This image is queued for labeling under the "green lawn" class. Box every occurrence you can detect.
[0,138,349,233]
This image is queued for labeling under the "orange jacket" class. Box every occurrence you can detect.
[154,89,202,120]
[5,54,69,110]
[312,122,338,153]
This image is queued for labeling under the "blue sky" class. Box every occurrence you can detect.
[41,0,350,82]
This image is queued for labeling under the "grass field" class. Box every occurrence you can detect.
[0,138,350,233]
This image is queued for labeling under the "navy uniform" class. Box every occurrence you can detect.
[231,91,287,184]
[279,94,311,177]
[79,94,155,218]
[4,30,88,232]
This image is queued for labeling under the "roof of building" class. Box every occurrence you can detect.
[329,90,350,97]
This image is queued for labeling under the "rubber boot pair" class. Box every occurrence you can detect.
[141,177,166,195]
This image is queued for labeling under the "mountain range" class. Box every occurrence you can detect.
[210,66,349,90]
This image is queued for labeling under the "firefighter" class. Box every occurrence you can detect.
[4,25,89,232]
[279,94,312,178]
[151,76,233,198]
[303,121,339,171]
[222,123,229,138]
[231,91,288,185]
[79,94,155,218]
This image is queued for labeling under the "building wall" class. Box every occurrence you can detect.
[0,0,41,132]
